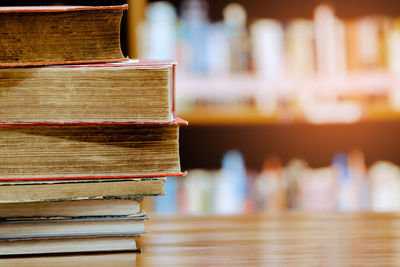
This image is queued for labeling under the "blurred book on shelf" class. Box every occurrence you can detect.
[139,0,400,124]
[146,149,400,215]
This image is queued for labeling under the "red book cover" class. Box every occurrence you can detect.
[0,5,128,13]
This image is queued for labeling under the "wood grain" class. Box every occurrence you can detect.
[138,213,400,266]
[4,213,400,265]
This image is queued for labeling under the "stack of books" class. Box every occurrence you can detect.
[0,5,185,255]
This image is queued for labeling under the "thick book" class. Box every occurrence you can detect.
[0,120,186,181]
[0,215,147,240]
[0,198,142,218]
[0,60,176,123]
[0,235,139,256]
[0,178,167,203]
[0,5,127,66]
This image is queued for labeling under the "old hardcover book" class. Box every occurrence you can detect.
[0,235,139,256]
[0,252,137,265]
[0,198,142,218]
[0,178,168,203]
[0,214,147,240]
[0,120,186,181]
[0,61,176,123]
[0,5,127,66]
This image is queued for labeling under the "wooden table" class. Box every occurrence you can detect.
[3,213,400,266]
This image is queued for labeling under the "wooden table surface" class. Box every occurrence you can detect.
[3,213,400,266]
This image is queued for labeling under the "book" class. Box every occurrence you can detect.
[0,215,147,240]
[0,235,139,256]
[0,120,186,181]
[140,2,178,60]
[250,19,285,78]
[369,161,400,211]
[0,253,137,266]
[0,198,142,218]
[286,19,315,78]
[0,60,176,123]
[256,156,287,212]
[154,177,179,214]
[0,5,127,66]
[345,17,382,71]
[314,4,347,78]
[0,178,167,203]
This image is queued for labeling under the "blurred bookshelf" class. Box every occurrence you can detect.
[156,1,400,125]
[135,0,400,163]
[177,71,400,125]
[138,0,400,215]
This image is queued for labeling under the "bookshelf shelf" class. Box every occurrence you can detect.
[177,104,278,125]
[178,105,400,125]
